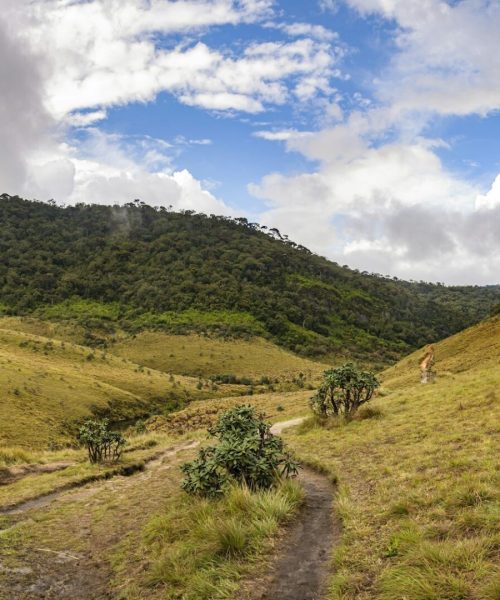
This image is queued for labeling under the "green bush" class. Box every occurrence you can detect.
[310,363,380,418]
[78,418,126,463]
[181,405,299,497]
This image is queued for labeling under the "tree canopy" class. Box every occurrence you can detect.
[1,194,498,362]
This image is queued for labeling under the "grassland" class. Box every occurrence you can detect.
[0,325,242,449]
[282,317,500,599]
[0,314,326,449]
[145,390,312,435]
[0,424,303,600]
[1,313,498,599]
[110,331,326,382]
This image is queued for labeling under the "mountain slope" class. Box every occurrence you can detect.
[1,194,498,363]
[284,316,500,599]
[382,314,500,389]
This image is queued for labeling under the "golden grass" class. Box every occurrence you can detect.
[115,479,304,599]
[0,326,242,448]
[382,314,500,390]
[0,430,302,600]
[110,330,327,382]
[0,432,179,510]
[284,317,500,599]
[0,316,327,383]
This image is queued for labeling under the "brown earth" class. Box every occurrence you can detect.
[241,468,339,600]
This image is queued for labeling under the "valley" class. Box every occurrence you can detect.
[0,198,498,599]
[0,313,498,599]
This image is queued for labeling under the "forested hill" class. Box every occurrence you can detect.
[1,194,498,363]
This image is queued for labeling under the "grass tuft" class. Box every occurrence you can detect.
[136,480,304,599]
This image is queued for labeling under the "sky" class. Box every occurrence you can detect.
[1,0,500,285]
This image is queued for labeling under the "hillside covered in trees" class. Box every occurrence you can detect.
[1,194,498,363]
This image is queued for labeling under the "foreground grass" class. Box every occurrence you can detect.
[114,480,304,600]
[286,362,499,599]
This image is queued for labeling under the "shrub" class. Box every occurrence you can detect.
[78,418,126,463]
[310,363,380,419]
[181,405,299,497]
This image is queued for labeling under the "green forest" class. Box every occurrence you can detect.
[1,194,498,363]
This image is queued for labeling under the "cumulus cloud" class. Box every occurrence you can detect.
[251,125,500,284]
[26,128,232,214]
[10,1,341,118]
[345,0,500,117]
[2,0,343,213]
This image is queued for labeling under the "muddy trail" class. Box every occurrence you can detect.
[1,418,339,600]
[243,468,339,600]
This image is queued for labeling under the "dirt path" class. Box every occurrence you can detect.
[243,468,339,600]
[2,420,337,600]
[1,440,199,516]
[270,417,306,435]
[0,440,200,600]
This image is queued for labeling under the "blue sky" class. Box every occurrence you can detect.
[2,0,500,284]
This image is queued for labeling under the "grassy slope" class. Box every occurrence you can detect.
[284,317,500,599]
[0,316,322,449]
[0,326,241,449]
[110,330,327,381]
[145,390,313,435]
[0,315,327,383]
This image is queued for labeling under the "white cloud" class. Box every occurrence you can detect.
[267,21,338,41]
[0,18,54,195]
[476,174,500,210]
[345,0,500,117]
[319,0,339,13]
[10,1,341,118]
[1,0,342,218]
[250,128,500,284]
[65,110,108,127]
[248,0,500,284]
[253,129,313,141]
[26,129,232,214]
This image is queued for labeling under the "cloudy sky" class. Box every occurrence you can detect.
[1,0,500,285]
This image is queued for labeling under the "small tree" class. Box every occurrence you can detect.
[311,363,379,419]
[78,418,126,463]
[181,405,299,498]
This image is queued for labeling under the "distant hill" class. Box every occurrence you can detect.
[1,194,498,363]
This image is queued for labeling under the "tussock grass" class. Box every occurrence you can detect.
[285,317,500,599]
[131,480,304,599]
[0,447,36,467]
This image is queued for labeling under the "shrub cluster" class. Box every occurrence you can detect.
[311,363,380,418]
[78,418,126,463]
[181,405,298,497]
